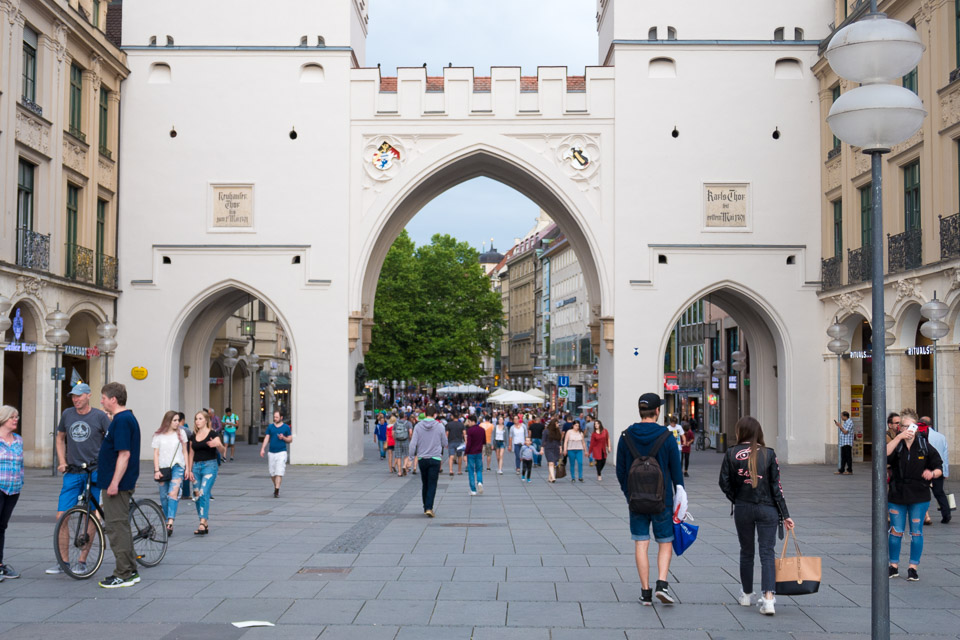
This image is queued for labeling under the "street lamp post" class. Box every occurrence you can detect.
[392,379,398,407]
[246,352,260,444]
[730,350,747,418]
[920,294,949,429]
[45,305,70,477]
[96,321,118,383]
[0,296,12,342]
[712,359,726,451]
[827,319,851,471]
[694,363,709,443]
[826,7,925,637]
[222,346,239,411]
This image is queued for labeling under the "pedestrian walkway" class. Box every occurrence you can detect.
[0,441,957,639]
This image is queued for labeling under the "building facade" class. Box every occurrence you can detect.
[816,0,960,465]
[0,0,837,465]
[1,0,127,465]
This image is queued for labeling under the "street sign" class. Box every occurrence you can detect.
[558,375,570,387]
[50,367,66,381]
[558,387,569,399]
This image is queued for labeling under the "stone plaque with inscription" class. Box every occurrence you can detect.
[211,185,254,228]
[703,183,749,229]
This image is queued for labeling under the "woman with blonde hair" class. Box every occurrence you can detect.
[719,416,794,616]
[0,406,24,580]
[186,410,225,535]
[152,410,189,536]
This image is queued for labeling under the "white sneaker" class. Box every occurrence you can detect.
[759,596,775,616]
[469,491,477,496]
[738,591,753,606]
[45,565,63,575]
[477,482,483,494]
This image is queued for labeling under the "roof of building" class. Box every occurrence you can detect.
[478,247,504,264]
[106,0,122,48]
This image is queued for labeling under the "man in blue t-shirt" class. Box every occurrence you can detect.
[260,410,292,498]
[97,382,141,589]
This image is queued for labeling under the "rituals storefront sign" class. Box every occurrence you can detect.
[704,183,750,231]
[211,184,254,229]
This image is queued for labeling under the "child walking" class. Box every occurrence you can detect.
[520,437,536,482]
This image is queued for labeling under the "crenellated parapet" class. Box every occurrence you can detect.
[351,66,615,119]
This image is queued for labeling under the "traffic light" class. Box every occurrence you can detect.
[494,374,500,387]
[708,394,718,406]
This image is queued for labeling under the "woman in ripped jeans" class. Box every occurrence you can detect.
[152,411,189,536]
[186,410,225,535]
[886,410,943,582]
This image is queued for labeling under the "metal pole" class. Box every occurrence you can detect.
[869,149,889,640]
[51,346,60,477]
[931,340,938,430]
[838,352,843,472]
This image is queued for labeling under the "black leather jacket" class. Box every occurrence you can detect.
[718,444,790,518]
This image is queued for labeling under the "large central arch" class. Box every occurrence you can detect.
[354,141,611,321]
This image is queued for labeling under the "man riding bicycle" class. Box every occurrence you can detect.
[46,383,110,576]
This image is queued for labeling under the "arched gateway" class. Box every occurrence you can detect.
[114,0,832,465]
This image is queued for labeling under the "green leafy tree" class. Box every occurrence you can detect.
[366,232,503,385]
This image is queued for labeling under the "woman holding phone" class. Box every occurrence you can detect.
[886,409,943,582]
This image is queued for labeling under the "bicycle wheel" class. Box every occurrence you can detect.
[53,507,105,580]
[129,498,167,567]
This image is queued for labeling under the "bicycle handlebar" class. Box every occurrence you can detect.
[64,462,98,474]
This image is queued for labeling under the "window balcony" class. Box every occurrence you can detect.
[820,255,842,291]
[940,213,960,261]
[65,242,95,283]
[67,125,86,144]
[887,228,923,274]
[97,253,118,289]
[20,97,43,118]
[827,146,841,160]
[847,244,873,285]
[99,145,112,160]
[16,227,50,271]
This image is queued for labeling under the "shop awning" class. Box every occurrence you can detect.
[259,371,291,388]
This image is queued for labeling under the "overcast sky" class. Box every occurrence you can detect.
[366,1,598,250]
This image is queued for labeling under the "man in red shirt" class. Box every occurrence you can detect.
[464,415,486,496]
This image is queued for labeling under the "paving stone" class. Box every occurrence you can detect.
[317,580,384,599]
[202,597,295,623]
[0,597,80,622]
[430,600,506,626]
[470,626,550,640]
[394,625,474,640]
[127,598,227,623]
[506,600,583,627]
[354,598,436,625]
[278,599,365,625]
[317,625,398,640]
[497,581,557,601]
[436,581,499,600]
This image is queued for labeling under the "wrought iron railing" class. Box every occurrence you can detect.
[99,145,112,160]
[97,253,118,289]
[887,228,923,274]
[16,227,50,271]
[847,244,873,284]
[20,97,43,117]
[821,255,842,291]
[940,213,960,261]
[827,146,841,160]
[951,67,960,84]
[65,243,94,282]
[67,125,86,143]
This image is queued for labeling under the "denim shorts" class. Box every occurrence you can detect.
[222,430,236,445]
[58,471,99,511]
[629,506,675,543]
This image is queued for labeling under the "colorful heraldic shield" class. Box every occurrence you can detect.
[372,141,401,171]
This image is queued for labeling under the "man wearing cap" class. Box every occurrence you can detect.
[47,382,110,575]
[616,392,684,606]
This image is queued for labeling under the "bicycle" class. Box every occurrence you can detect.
[695,430,707,451]
[53,463,168,579]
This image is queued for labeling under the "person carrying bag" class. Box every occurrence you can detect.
[719,416,796,616]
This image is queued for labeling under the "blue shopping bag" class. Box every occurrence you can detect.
[672,519,699,556]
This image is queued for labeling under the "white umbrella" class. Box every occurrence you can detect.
[488,388,509,398]
[488,390,545,405]
[524,387,546,399]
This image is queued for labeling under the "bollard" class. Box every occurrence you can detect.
[717,432,727,453]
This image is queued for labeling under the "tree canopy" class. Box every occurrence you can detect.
[365,231,503,385]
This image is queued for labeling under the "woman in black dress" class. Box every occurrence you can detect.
[540,419,563,483]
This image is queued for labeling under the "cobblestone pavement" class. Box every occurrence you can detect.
[1,439,957,639]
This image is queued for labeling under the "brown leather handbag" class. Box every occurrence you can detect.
[774,528,821,595]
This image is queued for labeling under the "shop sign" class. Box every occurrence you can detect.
[906,345,933,355]
[64,345,101,358]
[5,342,37,354]
[728,375,737,390]
[210,377,224,385]
[711,376,719,389]
[844,350,870,359]
[131,367,148,380]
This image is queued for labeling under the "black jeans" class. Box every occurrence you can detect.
[418,458,441,511]
[521,459,532,480]
[734,503,779,594]
[932,476,951,521]
[682,451,690,472]
[0,492,20,564]
[840,445,853,473]
[595,457,606,477]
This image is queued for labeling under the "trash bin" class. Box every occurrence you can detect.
[717,432,727,453]
[247,423,260,445]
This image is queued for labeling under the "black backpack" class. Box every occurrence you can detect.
[621,430,671,515]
